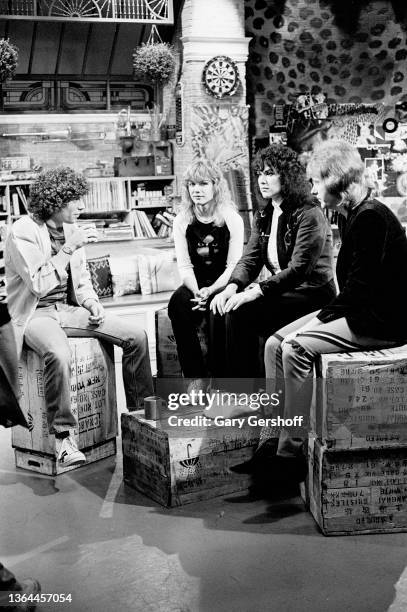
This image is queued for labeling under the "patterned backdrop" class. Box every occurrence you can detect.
[245,0,407,137]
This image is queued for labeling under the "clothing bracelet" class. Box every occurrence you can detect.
[61,245,74,256]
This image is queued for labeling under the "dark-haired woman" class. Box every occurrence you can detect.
[259,140,407,478]
[211,144,336,378]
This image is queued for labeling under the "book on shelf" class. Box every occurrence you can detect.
[132,211,144,238]
[156,224,172,238]
[0,194,7,213]
[137,211,157,238]
[101,223,134,241]
[154,212,173,228]
[10,187,29,216]
[129,210,158,239]
[82,179,127,212]
[0,223,5,289]
[16,187,28,213]
[11,193,19,216]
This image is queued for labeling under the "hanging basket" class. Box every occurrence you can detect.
[0,38,18,84]
[132,42,176,86]
[0,38,18,110]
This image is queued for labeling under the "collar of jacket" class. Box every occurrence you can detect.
[259,199,289,217]
[37,218,78,238]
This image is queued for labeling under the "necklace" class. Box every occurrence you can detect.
[194,205,216,224]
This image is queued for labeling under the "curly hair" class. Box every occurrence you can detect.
[180,159,236,226]
[28,167,89,222]
[252,144,314,210]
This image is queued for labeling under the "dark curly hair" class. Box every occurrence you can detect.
[28,167,89,222]
[252,144,315,210]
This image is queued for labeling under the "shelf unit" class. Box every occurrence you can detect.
[0,174,177,240]
[0,174,176,292]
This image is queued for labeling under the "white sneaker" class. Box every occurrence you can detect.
[56,435,86,467]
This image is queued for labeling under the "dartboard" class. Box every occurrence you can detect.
[202,56,240,99]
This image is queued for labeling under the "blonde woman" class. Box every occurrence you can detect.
[168,159,244,379]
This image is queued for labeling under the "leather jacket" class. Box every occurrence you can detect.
[229,199,335,298]
[318,198,407,340]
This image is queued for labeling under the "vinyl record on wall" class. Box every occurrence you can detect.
[383,118,399,134]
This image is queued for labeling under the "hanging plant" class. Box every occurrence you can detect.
[133,42,176,86]
[0,38,18,83]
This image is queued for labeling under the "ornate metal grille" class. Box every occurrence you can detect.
[0,0,173,22]
[2,80,153,111]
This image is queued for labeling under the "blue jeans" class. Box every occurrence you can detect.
[24,304,153,434]
[263,311,397,456]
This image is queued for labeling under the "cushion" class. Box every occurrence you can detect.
[86,255,113,298]
[109,255,140,297]
[138,252,178,295]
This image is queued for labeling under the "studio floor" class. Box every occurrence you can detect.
[1,413,407,612]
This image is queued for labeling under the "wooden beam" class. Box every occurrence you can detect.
[81,23,93,76]
[0,16,174,24]
[28,22,38,75]
[14,74,136,81]
[167,0,174,22]
[107,23,120,78]
[139,24,146,44]
[54,23,65,75]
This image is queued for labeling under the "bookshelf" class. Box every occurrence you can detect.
[0,174,176,242]
[0,175,176,291]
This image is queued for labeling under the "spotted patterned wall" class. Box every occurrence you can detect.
[245,0,407,138]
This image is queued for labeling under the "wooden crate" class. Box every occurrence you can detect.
[311,346,407,450]
[12,338,118,474]
[155,308,207,378]
[121,408,260,506]
[15,439,117,476]
[307,437,407,535]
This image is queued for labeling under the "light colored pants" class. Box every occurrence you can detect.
[24,304,153,434]
[263,311,397,456]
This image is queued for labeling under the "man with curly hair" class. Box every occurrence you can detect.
[211,144,336,378]
[5,167,153,467]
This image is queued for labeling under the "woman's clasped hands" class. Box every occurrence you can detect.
[191,287,211,311]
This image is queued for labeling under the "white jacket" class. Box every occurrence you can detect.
[5,215,98,353]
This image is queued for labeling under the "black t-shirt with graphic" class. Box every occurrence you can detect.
[186,219,230,287]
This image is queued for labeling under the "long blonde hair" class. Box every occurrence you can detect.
[180,159,236,225]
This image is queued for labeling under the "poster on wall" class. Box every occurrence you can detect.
[191,104,252,238]
[277,97,407,226]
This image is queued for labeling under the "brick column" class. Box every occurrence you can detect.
[173,0,251,183]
